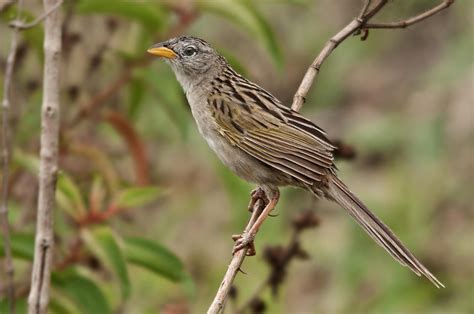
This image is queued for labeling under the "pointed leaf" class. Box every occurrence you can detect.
[56,172,87,218]
[123,237,186,282]
[143,67,191,139]
[128,77,146,119]
[240,0,283,68]
[52,270,111,314]
[89,176,107,212]
[113,186,162,209]
[81,226,130,299]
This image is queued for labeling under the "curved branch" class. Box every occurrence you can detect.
[364,0,455,29]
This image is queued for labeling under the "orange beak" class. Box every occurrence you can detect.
[147,47,177,59]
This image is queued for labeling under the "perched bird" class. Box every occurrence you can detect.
[148,36,444,288]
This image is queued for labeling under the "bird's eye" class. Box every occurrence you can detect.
[182,46,197,57]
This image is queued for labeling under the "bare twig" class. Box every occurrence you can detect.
[358,0,372,20]
[291,0,453,112]
[9,0,63,30]
[27,0,62,313]
[1,0,24,312]
[364,0,455,29]
[208,1,455,312]
[291,0,388,112]
[207,199,265,314]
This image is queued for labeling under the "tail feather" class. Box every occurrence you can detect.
[325,175,444,288]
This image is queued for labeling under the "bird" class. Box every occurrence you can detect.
[147,35,444,288]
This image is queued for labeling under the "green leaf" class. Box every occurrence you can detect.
[77,0,166,32]
[240,0,283,68]
[123,237,185,282]
[143,66,191,140]
[113,186,162,208]
[128,77,146,119]
[56,172,87,218]
[0,233,34,260]
[13,149,40,174]
[52,269,111,314]
[0,298,27,314]
[89,176,107,212]
[49,296,80,314]
[81,226,130,299]
[198,0,283,68]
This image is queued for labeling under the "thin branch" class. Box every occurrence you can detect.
[27,0,62,313]
[358,0,372,20]
[364,0,455,29]
[291,0,454,112]
[291,0,389,112]
[9,0,63,30]
[1,0,24,312]
[207,200,265,314]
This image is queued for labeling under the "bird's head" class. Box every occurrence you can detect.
[148,36,225,90]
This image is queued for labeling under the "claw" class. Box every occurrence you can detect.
[232,232,256,256]
[248,187,267,212]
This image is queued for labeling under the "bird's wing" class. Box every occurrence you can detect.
[209,91,336,185]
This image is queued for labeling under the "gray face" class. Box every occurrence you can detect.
[157,36,222,76]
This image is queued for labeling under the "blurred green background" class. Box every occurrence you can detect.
[0,0,472,313]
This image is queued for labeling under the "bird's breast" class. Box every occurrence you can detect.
[186,93,294,187]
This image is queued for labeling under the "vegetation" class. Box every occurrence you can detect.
[0,0,472,313]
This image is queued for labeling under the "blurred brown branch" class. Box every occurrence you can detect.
[209,1,455,313]
[291,0,455,112]
[1,0,24,312]
[235,211,320,314]
[102,110,150,186]
[28,0,62,313]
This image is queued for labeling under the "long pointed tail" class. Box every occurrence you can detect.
[325,175,444,288]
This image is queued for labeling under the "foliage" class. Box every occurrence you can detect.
[0,0,471,313]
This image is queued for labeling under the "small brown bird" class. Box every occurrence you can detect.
[148,36,444,288]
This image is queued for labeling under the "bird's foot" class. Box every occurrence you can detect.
[232,233,256,256]
[248,187,267,212]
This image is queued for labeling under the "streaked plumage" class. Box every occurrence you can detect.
[148,36,444,288]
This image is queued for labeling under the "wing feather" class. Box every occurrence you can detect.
[210,81,336,184]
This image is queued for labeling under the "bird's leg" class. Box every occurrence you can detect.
[247,186,267,212]
[232,190,280,255]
